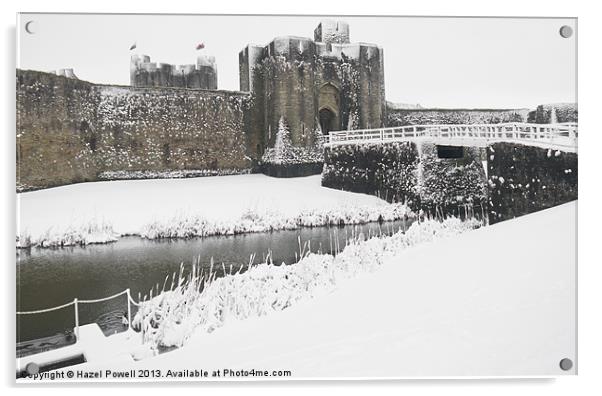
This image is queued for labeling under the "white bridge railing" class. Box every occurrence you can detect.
[325,122,578,152]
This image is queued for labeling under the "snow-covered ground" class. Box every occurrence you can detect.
[16,174,409,248]
[138,202,576,378]
[28,202,575,380]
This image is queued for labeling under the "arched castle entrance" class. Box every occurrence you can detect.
[318,83,340,134]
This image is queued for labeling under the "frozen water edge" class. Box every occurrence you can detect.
[133,216,482,350]
[16,174,411,248]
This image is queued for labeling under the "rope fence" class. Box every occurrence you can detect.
[17,288,141,340]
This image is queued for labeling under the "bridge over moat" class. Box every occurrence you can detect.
[324,122,578,153]
[321,122,578,224]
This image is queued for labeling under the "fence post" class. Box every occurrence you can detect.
[74,298,79,340]
[126,288,132,330]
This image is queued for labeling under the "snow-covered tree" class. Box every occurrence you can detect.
[262,117,325,165]
[262,117,296,164]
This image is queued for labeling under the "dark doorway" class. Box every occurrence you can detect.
[318,83,340,134]
[319,108,337,134]
[436,145,465,159]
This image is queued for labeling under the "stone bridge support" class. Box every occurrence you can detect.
[487,143,578,224]
[322,141,488,214]
[322,140,578,223]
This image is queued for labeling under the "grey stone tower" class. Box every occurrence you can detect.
[239,19,386,160]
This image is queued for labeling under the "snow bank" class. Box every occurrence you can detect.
[16,222,118,248]
[17,174,407,248]
[140,203,409,239]
[133,216,481,349]
[131,202,575,378]
[98,169,251,181]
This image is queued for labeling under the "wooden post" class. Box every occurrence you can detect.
[74,298,79,340]
[126,288,132,330]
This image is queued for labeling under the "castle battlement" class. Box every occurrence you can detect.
[130,54,218,89]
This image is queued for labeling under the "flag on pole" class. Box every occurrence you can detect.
[129,42,137,51]
[196,43,205,50]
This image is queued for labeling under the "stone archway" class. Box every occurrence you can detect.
[318,83,340,134]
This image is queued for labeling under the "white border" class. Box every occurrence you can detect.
[3,0,601,394]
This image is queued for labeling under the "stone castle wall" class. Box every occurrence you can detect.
[527,103,578,124]
[17,70,252,191]
[387,104,578,127]
[387,108,530,126]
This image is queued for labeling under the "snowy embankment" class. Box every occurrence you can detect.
[16,174,410,248]
[132,216,481,350]
[127,202,574,378]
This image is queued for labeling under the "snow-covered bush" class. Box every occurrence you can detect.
[133,216,482,349]
[17,222,118,248]
[140,203,411,240]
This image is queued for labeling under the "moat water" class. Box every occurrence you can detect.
[16,219,413,357]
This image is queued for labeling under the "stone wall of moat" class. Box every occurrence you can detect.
[17,70,253,191]
[322,140,577,222]
[322,141,488,214]
[487,143,578,224]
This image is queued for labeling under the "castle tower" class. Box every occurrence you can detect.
[314,20,350,45]
[239,20,386,162]
[196,55,218,90]
[130,54,218,89]
[51,68,78,79]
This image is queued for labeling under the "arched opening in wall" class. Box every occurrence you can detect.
[318,83,340,134]
[319,108,337,135]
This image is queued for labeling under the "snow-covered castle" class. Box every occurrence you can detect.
[19,19,569,190]
[239,20,386,159]
[129,19,386,169]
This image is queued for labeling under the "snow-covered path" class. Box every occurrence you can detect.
[131,202,576,378]
[17,174,403,246]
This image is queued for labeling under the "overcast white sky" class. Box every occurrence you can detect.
[18,14,576,109]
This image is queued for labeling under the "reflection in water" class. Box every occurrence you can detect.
[16,219,412,355]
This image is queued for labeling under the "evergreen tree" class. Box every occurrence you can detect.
[263,117,296,164]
